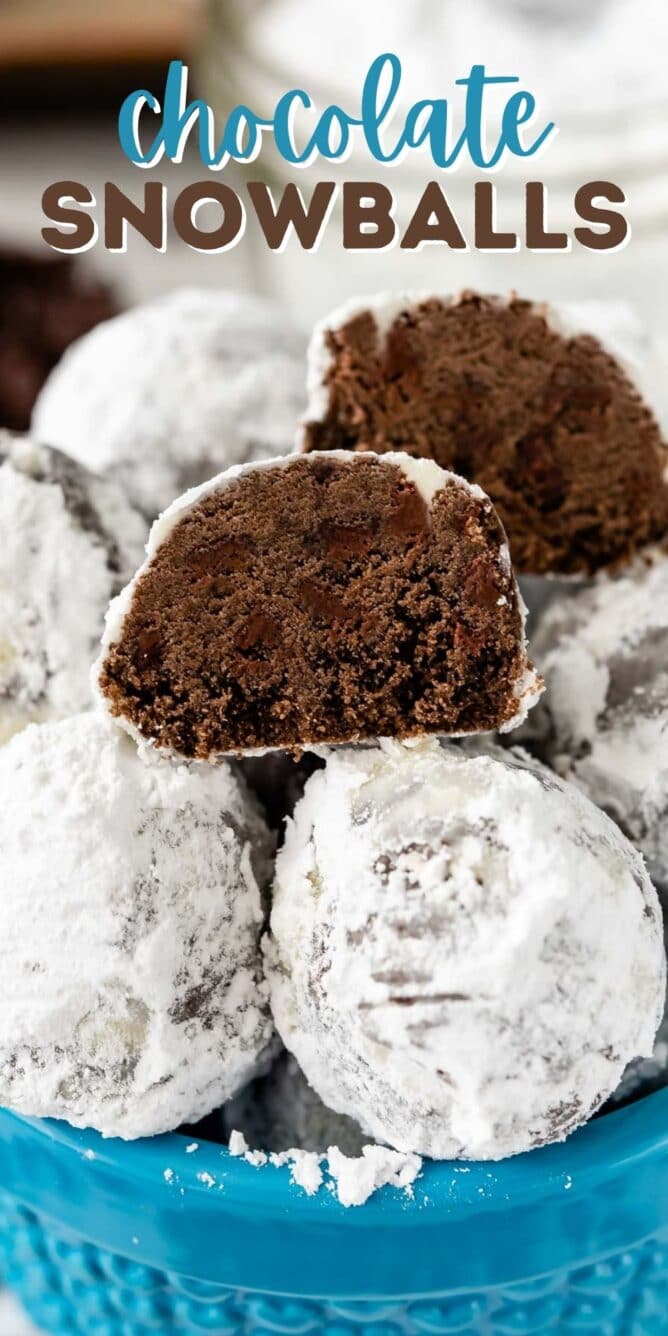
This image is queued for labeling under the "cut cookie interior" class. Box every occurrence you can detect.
[95,452,540,758]
[302,293,668,576]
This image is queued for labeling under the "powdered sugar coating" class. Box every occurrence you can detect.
[32,288,307,519]
[0,713,275,1138]
[266,739,664,1160]
[519,556,668,891]
[93,450,541,756]
[0,433,146,746]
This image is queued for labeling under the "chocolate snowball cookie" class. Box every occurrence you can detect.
[33,288,307,519]
[302,292,668,576]
[0,713,275,1139]
[518,555,668,892]
[94,451,541,758]
[0,433,146,746]
[266,740,665,1161]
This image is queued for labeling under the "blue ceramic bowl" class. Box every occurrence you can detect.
[0,1091,667,1335]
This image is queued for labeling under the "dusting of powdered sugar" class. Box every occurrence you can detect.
[32,288,307,520]
[519,555,668,891]
[266,738,664,1161]
[0,712,275,1139]
[0,433,146,746]
[227,1126,421,1208]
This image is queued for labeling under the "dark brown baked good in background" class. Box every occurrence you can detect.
[0,246,116,431]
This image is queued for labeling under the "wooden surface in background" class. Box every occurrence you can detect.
[0,0,198,68]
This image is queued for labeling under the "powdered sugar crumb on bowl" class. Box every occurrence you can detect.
[227,1127,421,1207]
[196,1171,217,1188]
[325,1145,422,1208]
[228,1129,269,1169]
[269,1149,323,1196]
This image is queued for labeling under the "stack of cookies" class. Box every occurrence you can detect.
[0,286,665,1164]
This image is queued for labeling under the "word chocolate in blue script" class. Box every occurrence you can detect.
[41,53,630,257]
[117,56,555,172]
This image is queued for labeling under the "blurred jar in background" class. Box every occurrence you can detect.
[198,0,668,333]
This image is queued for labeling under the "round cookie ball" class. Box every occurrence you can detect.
[267,740,664,1161]
[521,556,668,892]
[0,433,146,746]
[0,713,275,1138]
[221,1050,366,1157]
[32,288,307,519]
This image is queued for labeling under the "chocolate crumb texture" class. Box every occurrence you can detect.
[95,451,540,759]
[303,292,668,576]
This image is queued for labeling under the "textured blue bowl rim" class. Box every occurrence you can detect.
[6,1085,668,1222]
[3,1093,668,1297]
